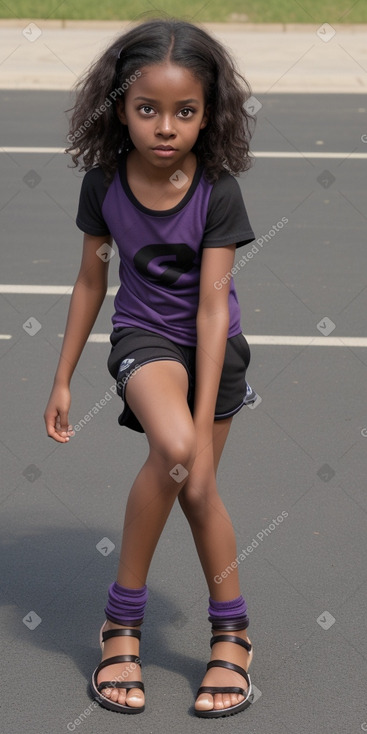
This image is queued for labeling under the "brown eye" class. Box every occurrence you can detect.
[140,105,154,115]
[178,108,194,119]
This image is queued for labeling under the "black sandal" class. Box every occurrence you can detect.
[194,633,253,718]
[90,625,145,714]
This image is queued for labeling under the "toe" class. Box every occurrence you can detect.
[98,685,144,709]
[231,692,244,706]
[221,692,233,709]
[195,693,214,711]
[213,693,226,710]
[108,687,121,703]
[116,689,127,706]
[126,688,144,707]
[213,692,245,711]
[100,687,111,698]
[212,691,246,711]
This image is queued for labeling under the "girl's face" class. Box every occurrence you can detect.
[116,62,208,170]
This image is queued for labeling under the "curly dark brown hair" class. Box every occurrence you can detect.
[65,18,255,183]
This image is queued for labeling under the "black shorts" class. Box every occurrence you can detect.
[107,326,257,433]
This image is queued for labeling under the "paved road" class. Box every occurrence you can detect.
[1,90,367,734]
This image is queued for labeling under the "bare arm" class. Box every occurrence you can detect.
[194,243,236,437]
[44,233,112,442]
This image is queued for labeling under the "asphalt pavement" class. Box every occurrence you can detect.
[1,21,367,734]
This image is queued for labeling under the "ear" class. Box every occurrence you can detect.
[200,105,210,130]
[115,98,127,124]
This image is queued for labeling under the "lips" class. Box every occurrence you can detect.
[153,145,176,151]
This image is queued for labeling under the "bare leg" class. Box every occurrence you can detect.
[178,418,252,712]
[98,361,196,707]
[179,418,240,598]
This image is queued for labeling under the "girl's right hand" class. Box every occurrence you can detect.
[44,384,74,443]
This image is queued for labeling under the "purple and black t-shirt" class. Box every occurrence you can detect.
[76,155,255,347]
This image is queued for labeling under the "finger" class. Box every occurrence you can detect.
[46,425,70,443]
[56,418,74,438]
[57,409,70,432]
[45,413,71,443]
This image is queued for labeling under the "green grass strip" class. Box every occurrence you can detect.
[1,0,367,23]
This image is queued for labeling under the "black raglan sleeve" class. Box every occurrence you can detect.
[202,172,255,249]
[76,167,111,236]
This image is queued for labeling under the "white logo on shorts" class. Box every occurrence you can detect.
[118,358,135,372]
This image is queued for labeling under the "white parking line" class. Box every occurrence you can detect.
[1,147,367,159]
[245,335,367,347]
[1,147,67,154]
[0,284,119,296]
[1,286,366,347]
[70,334,367,347]
[1,331,365,346]
[254,151,367,159]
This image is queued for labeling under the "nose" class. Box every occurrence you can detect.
[155,114,176,138]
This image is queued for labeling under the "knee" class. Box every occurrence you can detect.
[151,427,196,478]
[179,481,216,523]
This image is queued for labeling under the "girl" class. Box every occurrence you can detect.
[44,17,257,719]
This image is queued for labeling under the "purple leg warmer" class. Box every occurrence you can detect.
[208,595,249,630]
[104,582,148,626]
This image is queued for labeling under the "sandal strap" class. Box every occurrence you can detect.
[197,684,247,697]
[211,619,249,631]
[206,659,250,685]
[210,634,252,653]
[97,680,144,693]
[102,627,141,643]
[96,654,141,675]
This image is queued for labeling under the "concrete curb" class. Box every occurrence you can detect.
[1,22,366,92]
[0,19,367,31]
